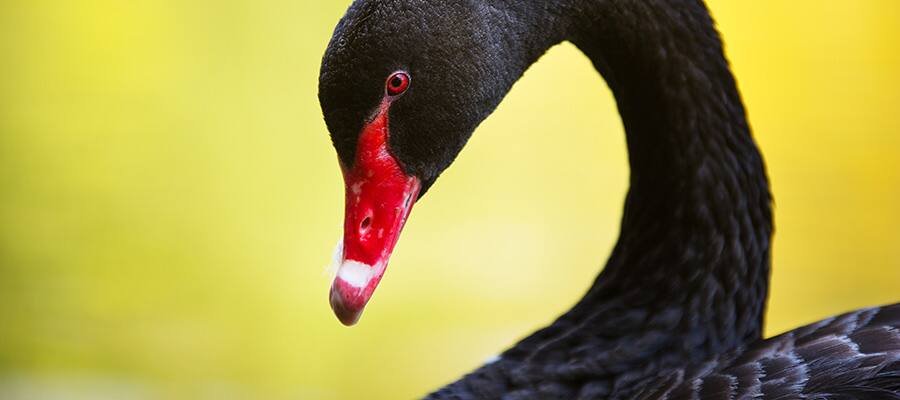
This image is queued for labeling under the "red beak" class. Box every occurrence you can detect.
[329,106,420,326]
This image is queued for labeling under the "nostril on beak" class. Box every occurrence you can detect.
[359,216,371,234]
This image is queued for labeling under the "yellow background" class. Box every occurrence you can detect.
[1,1,898,399]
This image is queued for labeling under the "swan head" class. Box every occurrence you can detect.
[318,0,521,325]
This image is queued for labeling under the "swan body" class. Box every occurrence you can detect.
[317,0,900,397]
[431,305,900,399]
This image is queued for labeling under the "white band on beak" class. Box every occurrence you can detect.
[336,260,378,288]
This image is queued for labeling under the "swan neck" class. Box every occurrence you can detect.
[582,0,771,349]
[505,0,774,365]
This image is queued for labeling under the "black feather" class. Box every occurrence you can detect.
[317,0,900,398]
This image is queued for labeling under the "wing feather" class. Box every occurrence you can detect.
[634,304,900,399]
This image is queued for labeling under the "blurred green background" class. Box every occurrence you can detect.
[1,1,899,399]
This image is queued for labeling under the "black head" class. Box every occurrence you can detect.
[318,0,533,191]
[319,0,560,325]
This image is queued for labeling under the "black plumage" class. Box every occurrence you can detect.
[317,0,900,398]
[633,306,900,400]
[431,305,900,399]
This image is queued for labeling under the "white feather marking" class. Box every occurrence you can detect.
[484,354,501,364]
[324,239,343,279]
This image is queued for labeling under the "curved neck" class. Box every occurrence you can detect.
[427,1,774,397]
[499,0,773,374]
[581,0,772,351]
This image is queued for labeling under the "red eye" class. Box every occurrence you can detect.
[386,71,410,96]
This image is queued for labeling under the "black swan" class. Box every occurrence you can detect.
[317,0,900,398]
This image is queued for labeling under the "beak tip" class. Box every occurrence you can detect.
[329,279,365,326]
